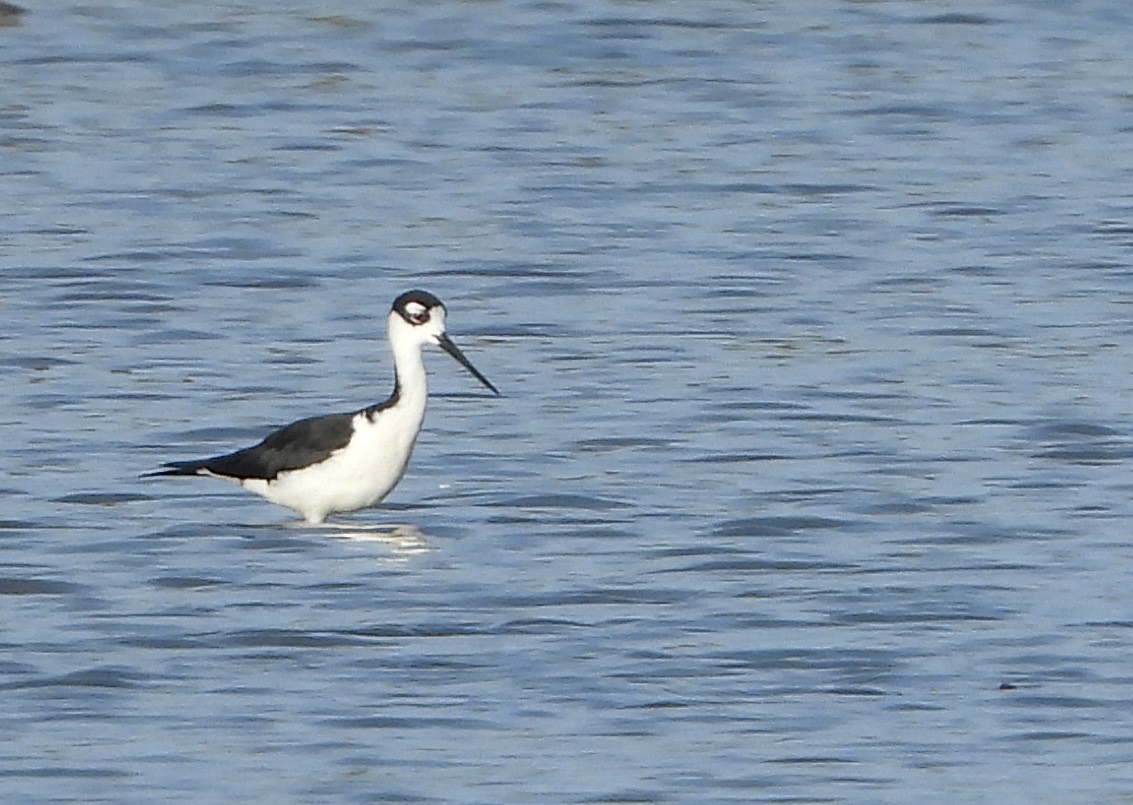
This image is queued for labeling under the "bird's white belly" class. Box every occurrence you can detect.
[247,408,422,523]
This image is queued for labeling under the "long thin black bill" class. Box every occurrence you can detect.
[436,333,499,395]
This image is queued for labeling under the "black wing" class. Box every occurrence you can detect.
[152,412,356,481]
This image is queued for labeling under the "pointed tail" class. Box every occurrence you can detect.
[141,460,209,478]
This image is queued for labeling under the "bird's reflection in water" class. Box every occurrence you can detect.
[295,522,431,560]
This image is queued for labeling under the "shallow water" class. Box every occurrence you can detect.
[4,1,1133,802]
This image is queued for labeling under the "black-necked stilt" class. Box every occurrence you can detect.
[146,290,498,524]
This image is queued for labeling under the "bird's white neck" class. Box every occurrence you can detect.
[390,325,429,413]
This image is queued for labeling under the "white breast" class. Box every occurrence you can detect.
[249,401,426,524]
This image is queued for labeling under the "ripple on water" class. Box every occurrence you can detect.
[709,515,858,538]
[0,577,84,596]
[1,667,147,692]
[1022,419,1132,464]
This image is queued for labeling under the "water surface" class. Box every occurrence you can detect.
[3,1,1133,802]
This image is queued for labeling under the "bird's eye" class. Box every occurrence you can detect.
[403,303,430,325]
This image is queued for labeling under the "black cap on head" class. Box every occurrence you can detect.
[393,289,443,312]
[392,290,445,323]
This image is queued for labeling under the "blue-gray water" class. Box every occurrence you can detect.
[4,1,1133,802]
